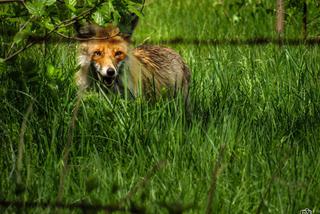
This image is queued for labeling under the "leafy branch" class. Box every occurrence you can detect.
[0,0,24,3]
[1,0,145,62]
[3,1,110,62]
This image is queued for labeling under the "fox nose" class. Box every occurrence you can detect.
[107,68,115,76]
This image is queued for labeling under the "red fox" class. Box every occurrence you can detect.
[75,24,191,100]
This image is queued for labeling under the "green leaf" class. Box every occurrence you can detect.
[47,64,65,81]
[44,0,56,6]
[68,0,77,7]
[42,18,55,30]
[127,2,143,17]
[47,64,55,77]
[99,1,113,14]
[13,30,30,44]
[0,5,10,16]
[25,1,45,16]
[64,0,77,12]
[112,10,121,24]
[0,59,6,76]
[92,11,104,26]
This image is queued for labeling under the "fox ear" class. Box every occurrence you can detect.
[104,24,120,38]
[105,24,132,42]
[76,23,101,39]
[120,33,132,42]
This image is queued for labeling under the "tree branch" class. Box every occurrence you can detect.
[3,2,103,62]
[0,0,23,4]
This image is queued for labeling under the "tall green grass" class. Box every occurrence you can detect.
[1,0,320,213]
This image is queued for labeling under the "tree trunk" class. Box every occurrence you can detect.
[276,0,285,44]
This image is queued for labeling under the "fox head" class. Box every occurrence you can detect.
[78,24,129,85]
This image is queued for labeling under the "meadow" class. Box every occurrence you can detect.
[1,0,320,213]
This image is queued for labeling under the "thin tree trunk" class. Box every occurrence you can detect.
[276,0,285,44]
[303,0,307,40]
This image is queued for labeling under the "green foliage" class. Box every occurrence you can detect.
[0,0,143,59]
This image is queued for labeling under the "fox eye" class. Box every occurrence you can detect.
[93,50,102,57]
[114,51,123,57]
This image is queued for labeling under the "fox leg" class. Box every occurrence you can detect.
[75,65,90,90]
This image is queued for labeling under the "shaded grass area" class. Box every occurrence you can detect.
[1,43,320,213]
[1,0,320,213]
